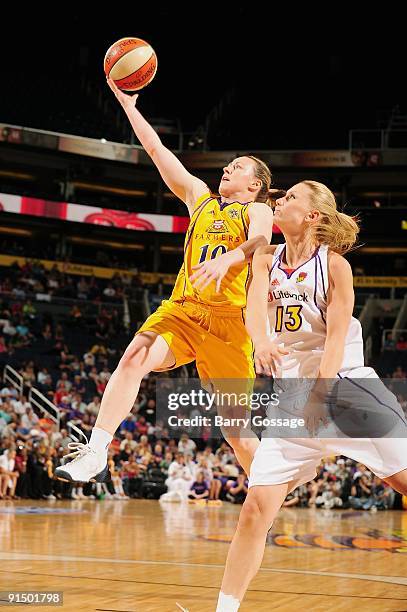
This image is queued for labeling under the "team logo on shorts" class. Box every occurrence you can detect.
[227,208,240,219]
[296,272,307,283]
[207,219,229,233]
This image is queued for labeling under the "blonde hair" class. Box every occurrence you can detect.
[246,156,283,207]
[301,180,359,255]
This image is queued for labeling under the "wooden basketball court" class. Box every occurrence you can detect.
[1,499,406,611]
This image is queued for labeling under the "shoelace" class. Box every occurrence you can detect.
[64,442,95,464]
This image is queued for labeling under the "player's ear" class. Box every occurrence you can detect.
[306,209,320,223]
[249,177,262,192]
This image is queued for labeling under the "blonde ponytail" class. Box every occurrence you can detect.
[302,180,360,255]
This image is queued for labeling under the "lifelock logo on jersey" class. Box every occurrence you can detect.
[269,290,309,302]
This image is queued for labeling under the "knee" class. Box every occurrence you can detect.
[117,344,148,373]
[238,497,269,535]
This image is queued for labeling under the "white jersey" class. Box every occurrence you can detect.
[267,243,364,377]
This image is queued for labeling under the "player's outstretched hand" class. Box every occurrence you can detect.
[191,250,242,293]
[106,77,139,108]
[254,337,289,377]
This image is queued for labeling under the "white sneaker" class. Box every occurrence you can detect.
[46,494,56,500]
[55,442,111,484]
[71,490,79,500]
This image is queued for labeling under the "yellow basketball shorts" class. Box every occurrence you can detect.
[136,299,255,382]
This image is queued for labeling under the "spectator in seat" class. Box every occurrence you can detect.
[11,395,31,417]
[14,445,29,498]
[84,351,96,368]
[225,473,248,504]
[160,451,174,475]
[38,375,54,398]
[20,407,39,433]
[0,449,19,499]
[348,473,373,509]
[108,451,129,499]
[136,435,152,457]
[392,366,406,379]
[120,414,136,435]
[37,367,50,385]
[178,433,197,456]
[188,471,209,501]
[135,416,148,437]
[23,300,37,319]
[86,396,101,417]
[72,375,86,396]
[69,305,83,324]
[161,454,193,501]
[22,365,36,388]
[383,332,396,351]
[120,432,137,452]
[118,443,133,464]
[99,366,112,384]
[121,453,143,498]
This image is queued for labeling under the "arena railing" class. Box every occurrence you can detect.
[66,419,89,444]
[349,128,407,150]
[28,387,60,430]
[2,364,23,396]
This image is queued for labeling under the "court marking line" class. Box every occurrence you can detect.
[0,569,406,603]
[0,552,407,589]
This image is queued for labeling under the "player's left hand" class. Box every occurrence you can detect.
[303,386,330,437]
[190,250,242,293]
[106,76,139,109]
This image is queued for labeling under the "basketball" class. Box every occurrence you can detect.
[104,37,157,92]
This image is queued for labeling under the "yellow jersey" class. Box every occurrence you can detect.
[170,192,252,308]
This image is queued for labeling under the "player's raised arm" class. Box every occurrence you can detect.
[107,78,208,214]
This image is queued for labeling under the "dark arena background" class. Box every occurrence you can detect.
[0,8,406,612]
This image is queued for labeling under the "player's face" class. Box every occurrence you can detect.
[273,183,319,231]
[219,157,259,197]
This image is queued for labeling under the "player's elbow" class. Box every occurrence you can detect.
[146,135,165,160]
[147,142,159,159]
[252,235,269,250]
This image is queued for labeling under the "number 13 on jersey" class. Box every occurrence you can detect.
[275,305,303,332]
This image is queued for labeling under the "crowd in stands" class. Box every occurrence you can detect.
[0,259,143,306]
[0,366,405,509]
[283,459,397,511]
[0,258,406,510]
[0,238,156,276]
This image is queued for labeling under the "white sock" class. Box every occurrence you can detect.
[89,427,113,452]
[216,592,240,612]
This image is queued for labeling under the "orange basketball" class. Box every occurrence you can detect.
[104,37,157,92]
